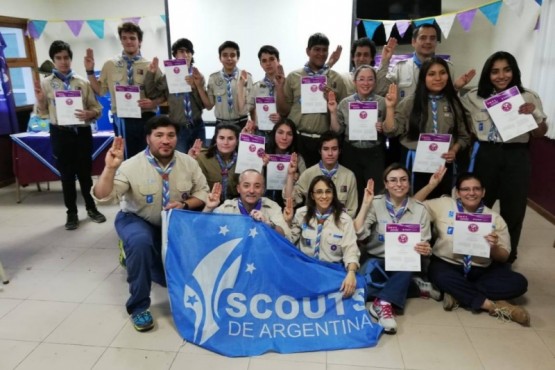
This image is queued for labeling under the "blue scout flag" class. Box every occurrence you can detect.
[0,32,19,135]
[163,210,383,357]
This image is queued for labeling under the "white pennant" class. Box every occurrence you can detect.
[382,21,396,41]
[435,14,456,39]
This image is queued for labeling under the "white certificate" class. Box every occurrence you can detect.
[54,90,84,126]
[453,213,493,258]
[115,85,141,118]
[412,133,451,173]
[348,101,378,141]
[384,224,421,272]
[164,59,192,94]
[266,154,291,190]
[484,86,538,142]
[300,75,327,114]
[255,96,276,131]
[236,133,265,173]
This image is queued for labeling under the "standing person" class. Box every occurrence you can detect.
[329,64,387,205]
[276,32,348,167]
[34,40,106,230]
[84,22,162,159]
[461,51,548,263]
[201,41,253,129]
[383,57,472,197]
[284,131,358,218]
[284,175,360,298]
[353,164,433,334]
[144,38,207,153]
[342,37,377,95]
[92,115,209,332]
[415,170,530,326]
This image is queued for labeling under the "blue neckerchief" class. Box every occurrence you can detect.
[303,62,329,76]
[221,68,238,113]
[144,147,175,208]
[216,151,237,200]
[354,93,375,102]
[52,69,74,90]
[385,193,409,223]
[263,76,275,97]
[428,94,444,134]
[412,53,424,69]
[238,198,262,215]
[122,52,141,85]
[314,207,334,259]
[319,160,338,178]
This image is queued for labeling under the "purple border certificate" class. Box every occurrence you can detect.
[255,96,276,131]
[453,212,493,258]
[115,85,141,118]
[300,76,327,114]
[54,90,84,126]
[348,101,378,141]
[384,223,421,271]
[164,59,191,94]
[236,133,265,173]
[267,154,291,190]
[412,133,451,174]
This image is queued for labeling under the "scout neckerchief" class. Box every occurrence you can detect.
[181,63,193,124]
[145,147,176,207]
[216,151,237,200]
[412,53,424,69]
[385,193,409,223]
[487,91,502,142]
[303,62,329,76]
[238,198,262,215]
[52,69,74,90]
[319,160,338,178]
[354,93,375,102]
[429,94,444,134]
[263,75,275,97]
[221,68,238,113]
[122,52,141,85]
[314,207,333,259]
[456,198,486,277]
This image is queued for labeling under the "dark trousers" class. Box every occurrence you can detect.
[176,120,206,153]
[297,134,321,168]
[49,125,96,215]
[115,212,166,316]
[361,258,415,309]
[428,256,528,310]
[473,142,530,262]
[114,112,156,159]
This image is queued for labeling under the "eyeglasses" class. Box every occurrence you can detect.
[458,186,483,193]
[312,189,333,196]
[386,177,409,184]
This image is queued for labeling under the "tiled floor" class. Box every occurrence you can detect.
[1,182,555,370]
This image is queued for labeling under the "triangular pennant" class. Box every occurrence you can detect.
[86,20,105,39]
[504,0,525,15]
[435,14,456,39]
[456,9,478,32]
[413,18,434,27]
[27,20,47,39]
[395,20,411,38]
[65,20,84,37]
[122,17,141,25]
[355,19,361,27]
[362,20,381,39]
[160,14,167,24]
[535,0,542,5]
[479,1,503,26]
[382,21,396,41]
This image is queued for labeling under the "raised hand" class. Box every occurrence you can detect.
[106,136,125,170]
[84,48,95,70]
[327,90,337,113]
[274,65,285,87]
[149,57,159,73]
[454,68,476,90]
[288,152,298,175]
[187,138,202,159]
[205,182,222,209]
[381,38,397,64]
[428,165,447,188]
[33,79,45,103]
[242,120,256,134]
[362,179,375,206]
[283,197,294,224]
[385,83,398,108]
[327,45,343,68]
[191,67,204,87]
[239,70,248,84]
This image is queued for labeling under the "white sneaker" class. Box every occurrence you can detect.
[368,298,397,334]
[413,276,442,301]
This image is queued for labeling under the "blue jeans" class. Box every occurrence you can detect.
[176,120,206,153]
[361,258,413,309]
[115,211,166,316]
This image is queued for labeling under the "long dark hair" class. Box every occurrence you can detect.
[206,123,240,158]
[265,118,300,154]
[407,57,470,142]
[477,51,524,99]
[304,175,343,227]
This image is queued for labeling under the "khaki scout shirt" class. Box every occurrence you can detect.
[207,69,253,120]
[337,93,386,149]
[196,149,239,200]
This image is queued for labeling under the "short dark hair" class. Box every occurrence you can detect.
[307,33,329,49]
[477,51,524,99]
[258,45,280,61]
[118,22,143,42]
[172,38,194,57]
[412,24,440,42]
[455,172,484,190]
[351,37,376,67]
[318,131,341,152]
[218,41,240,58]
[145,115,179,136]
[304,175,344,226]
[49,40,72,60]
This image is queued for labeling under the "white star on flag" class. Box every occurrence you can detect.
[248,227,258,238]
[245,263,256,274]
[219,225,230,236]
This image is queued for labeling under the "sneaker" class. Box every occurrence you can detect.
[413,276,442,301]
[118,240,127,268]
[65,213,79,230]
[443,293,459,311]
[489,300,530,326]
[87,208,106,223]
[368,298,397,334]
[131,310,154,332]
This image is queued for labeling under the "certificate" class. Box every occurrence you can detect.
[384,224,421,271]
[266,154,291,190]
[255,97,277,131]
[412,133,451,173]
[236,133,265,173]
[164,59,192,94]
[54,90,84,126]
[348,101,378,141]
[484,86,538,142]
[300,76,327,114]
[453,213,493,258]
[115,85,141,118]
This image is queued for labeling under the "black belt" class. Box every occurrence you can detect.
[216,116,248,125]
[480,141,528,148]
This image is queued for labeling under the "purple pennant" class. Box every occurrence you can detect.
[65,20,84,37]
[122,17,141,25]
[27,20,47,39]
[456,9,478,32]
[395,20,411,37]
[355,19,361,27]
[534,15,540,30]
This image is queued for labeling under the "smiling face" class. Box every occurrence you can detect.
[146,126,177,161]
[425,63,448,94]
[412,26,438,60]
[311,180,333,213]
[215,128,238,156]
[306,44,329,70]
[490,59,513,92]
[237,171,265,208]
[274,123,293,152]
[456,178,486,212]
[354,67,376,98]
[120,31,141,57]
[384,169,410,201]
[353,45,373,69]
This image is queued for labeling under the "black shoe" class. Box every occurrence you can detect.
[87,209,106,223]
[65,214,79,230]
